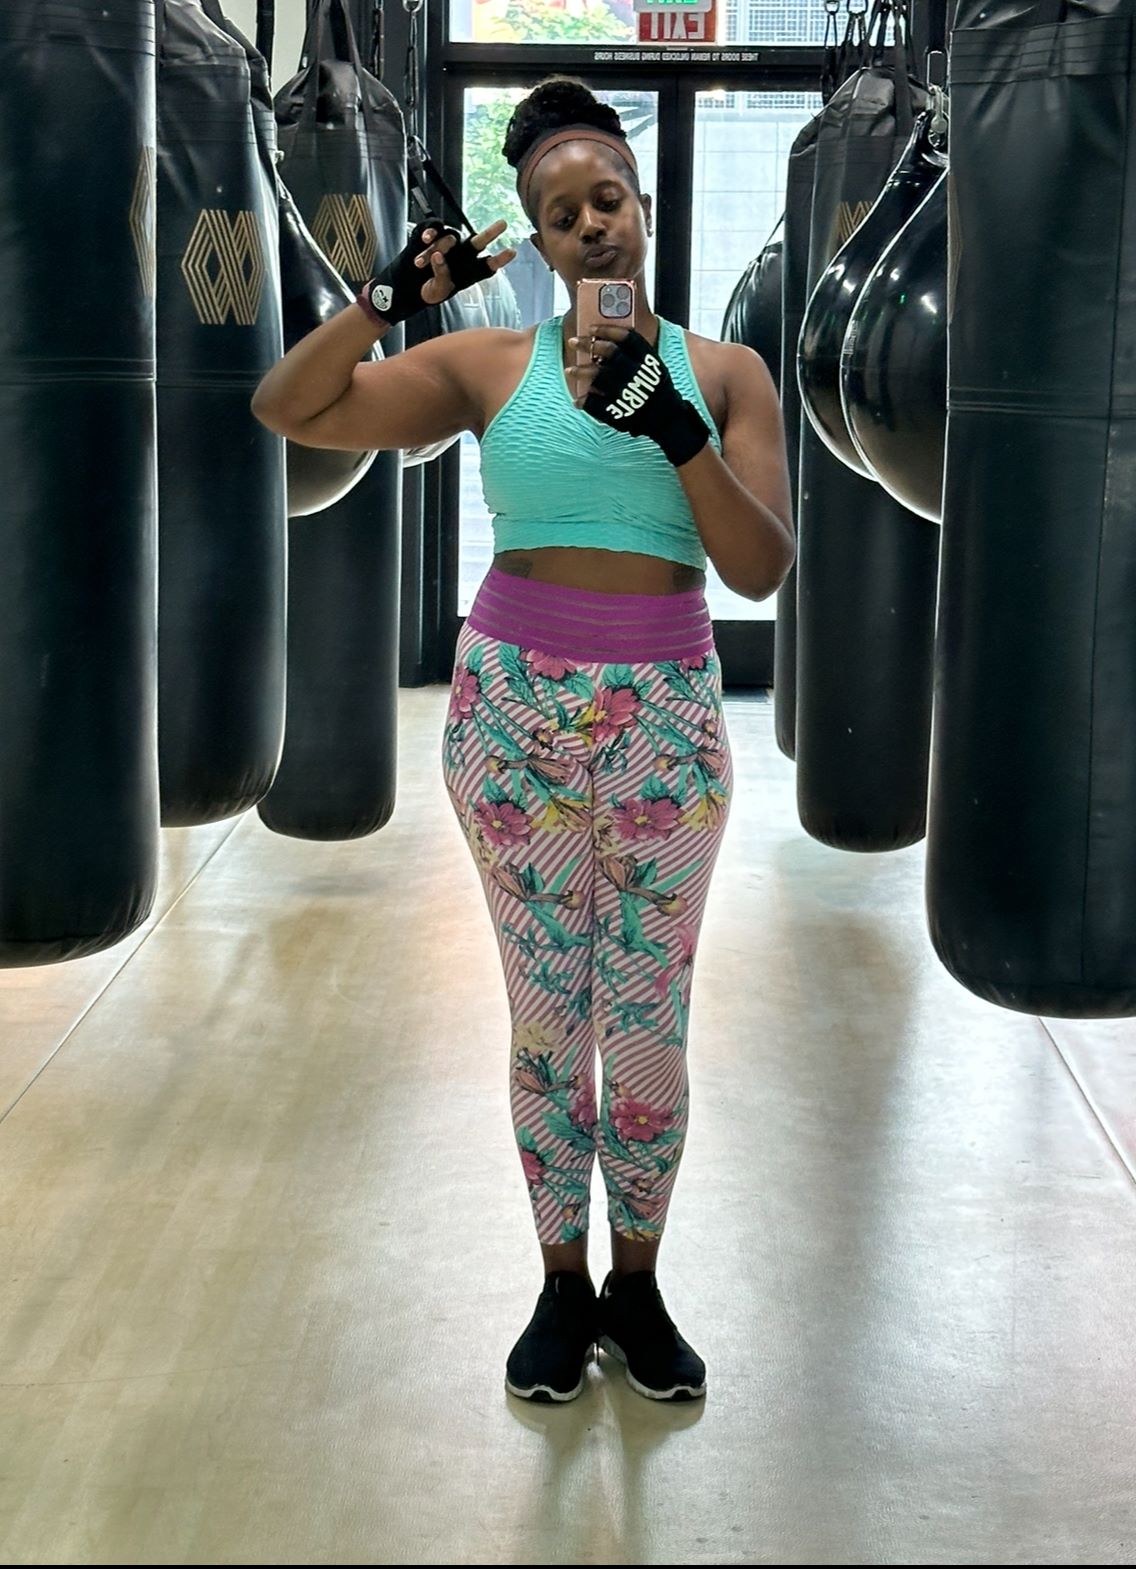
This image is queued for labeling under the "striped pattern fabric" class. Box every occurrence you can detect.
[441,608,733,1246]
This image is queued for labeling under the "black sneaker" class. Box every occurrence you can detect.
[597,1269,707,1401]
[505,1272,599,1403]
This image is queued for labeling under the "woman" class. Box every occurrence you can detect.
[253,77,794,1406]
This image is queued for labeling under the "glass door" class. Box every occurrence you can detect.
[690,88,822,635]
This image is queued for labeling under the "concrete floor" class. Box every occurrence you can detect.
[1,686,1134,1565]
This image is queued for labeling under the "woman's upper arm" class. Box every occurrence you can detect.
[288,328,506,453]
[718,343,794,536]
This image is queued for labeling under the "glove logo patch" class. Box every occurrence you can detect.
[371,283,394,314]
[605,353,663,422]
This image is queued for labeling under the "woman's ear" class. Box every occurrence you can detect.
[531,231,553,272]
[641,193,653,237]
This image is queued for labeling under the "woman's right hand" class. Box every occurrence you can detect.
[360,218,516,328]
[414,218,516,308]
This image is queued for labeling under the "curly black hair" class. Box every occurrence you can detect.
[502,78,639,223]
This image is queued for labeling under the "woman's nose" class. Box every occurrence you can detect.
[579,208,607,241]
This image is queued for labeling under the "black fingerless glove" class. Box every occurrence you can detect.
[358,218,494,328]
[583,329,711,467]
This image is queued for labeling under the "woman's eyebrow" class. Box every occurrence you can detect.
[545,178,623,212]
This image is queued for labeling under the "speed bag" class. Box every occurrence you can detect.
[926,0,1136,1017]
[156,0,287,825]
[0,0,159,966]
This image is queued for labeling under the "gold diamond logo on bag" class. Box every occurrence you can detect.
[311,194,378,284]
[181,210,266,326]
[130,146,157,298]
[833,199,874,254]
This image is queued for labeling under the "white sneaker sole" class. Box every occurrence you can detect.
[598,1334,707,1402]
[504,1346,594,1402]
[504,1372,586,1402]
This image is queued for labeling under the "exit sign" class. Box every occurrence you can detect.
[637,6,717,41]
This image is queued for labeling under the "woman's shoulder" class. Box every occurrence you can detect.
[681,324,775,397]
[421,323,546,437]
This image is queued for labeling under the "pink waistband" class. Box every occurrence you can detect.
[465,565,716,663]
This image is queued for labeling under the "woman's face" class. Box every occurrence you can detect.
[529,142,652,292]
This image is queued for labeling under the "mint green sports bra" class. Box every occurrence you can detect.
[478,314,722,570]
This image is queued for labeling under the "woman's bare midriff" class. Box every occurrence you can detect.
[475,324,718,599]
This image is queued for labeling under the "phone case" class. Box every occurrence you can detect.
[575,278,637,371]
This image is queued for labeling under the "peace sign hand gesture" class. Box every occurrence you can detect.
[360,218,517,328]
[414,218,518,306]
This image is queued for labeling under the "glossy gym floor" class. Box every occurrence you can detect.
[1,687,1133,1564]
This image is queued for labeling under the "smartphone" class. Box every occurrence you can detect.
[575,277,637,374]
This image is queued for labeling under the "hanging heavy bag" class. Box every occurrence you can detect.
[273,0,406,300]
[0,0,159,966]
[262,0,408,839]
[927,0,1136,1017]
[777,115,822,763]
[798,110,945,478]
[795,1,936,852]
[841,165,948,521]
[156,0,287,826]
[203,0,381,517]
[721,220,784,394]
[775,3,872,762]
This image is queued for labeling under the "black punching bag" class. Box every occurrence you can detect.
[775,9,871,764]
[927,0,1136,1017]
[156,0,286,825]
[798,111,945,478]
[262,0,407,839]
[721,222,783,393]
[0,0,159,966]
[842,169,948,522]
[795,31,936,852]
[777,113,822,762]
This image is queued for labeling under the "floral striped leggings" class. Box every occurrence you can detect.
[440,568,733,1246]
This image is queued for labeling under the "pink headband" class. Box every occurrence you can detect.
[516,126,640,223]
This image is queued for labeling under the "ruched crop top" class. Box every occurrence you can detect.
[478,314,721,570]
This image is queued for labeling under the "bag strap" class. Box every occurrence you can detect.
[300,0,378,139]
[868,0,917,137]
[256,0,275,67]
[407,136,476,236]
[836,0,870,90]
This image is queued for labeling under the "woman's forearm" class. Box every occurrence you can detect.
[251,302,387,428]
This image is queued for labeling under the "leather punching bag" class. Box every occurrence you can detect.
[842,169,948,522]
[0,0,159,966]
[795,39,936,853]
[262,0,407,839]
[927,0,1136,1016]
[798,111,945,479]
[776,111,822,762]
[156,0,287,825]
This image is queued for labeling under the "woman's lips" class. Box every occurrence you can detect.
[583,246,618,268]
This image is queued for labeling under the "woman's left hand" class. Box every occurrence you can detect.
[567,324,711,468]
